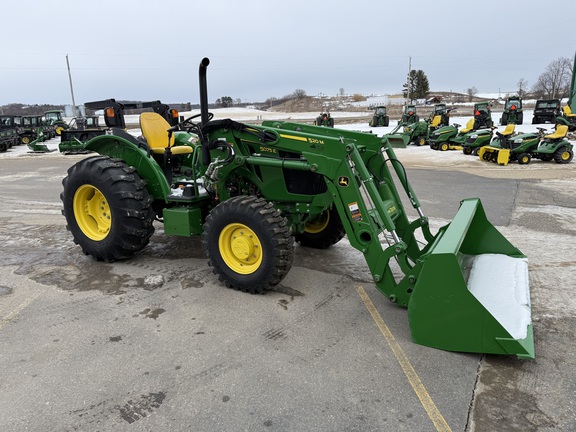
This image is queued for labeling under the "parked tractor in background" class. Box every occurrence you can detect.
[473,101,494,129]
[500,96,523,125]
[315,112,334,127]
[59,57,534,360]
[401,104,418,124]
[44,110,69,135]
[429,103,451,130]
[532,99,561,124]
[369,106,389,127]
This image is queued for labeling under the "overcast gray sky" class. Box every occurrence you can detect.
[1,0,574,106]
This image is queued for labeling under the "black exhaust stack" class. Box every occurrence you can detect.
[199,57,211,165]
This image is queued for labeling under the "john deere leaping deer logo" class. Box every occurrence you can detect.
[338,176,349,187]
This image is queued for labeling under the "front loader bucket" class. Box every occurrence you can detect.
[383,134,408,148]
[478,146,510,165]
[27,137,54,153]
[408,198,534,359]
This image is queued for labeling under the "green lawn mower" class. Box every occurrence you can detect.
[478,124,573,165]
[461,126,497,155]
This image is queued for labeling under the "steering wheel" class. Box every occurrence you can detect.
[177,112,214,132]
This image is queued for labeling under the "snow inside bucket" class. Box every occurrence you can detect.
[467,254,531,340]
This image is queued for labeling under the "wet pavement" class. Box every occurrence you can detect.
[0,144,575,431]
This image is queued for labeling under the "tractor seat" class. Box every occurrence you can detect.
[459,118,475,133]
[544,124,569,140]
[140,112,193,155]
[499,123,516,137]
[562,106,576,118]
[430,115,442,128]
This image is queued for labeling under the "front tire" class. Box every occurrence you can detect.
[518,153,531,165]
[61,156,155,261]
[295,206,345,249]
[202,196,294,294]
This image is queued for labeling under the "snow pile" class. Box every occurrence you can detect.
[467,254,531,340]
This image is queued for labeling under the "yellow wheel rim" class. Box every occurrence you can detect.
[441,143,448,151]
[73,184,111,241]
[561,151,570,161]
[55,126,64,135]
[22,136,30,144]
[304,211,330,234]
[219,223,262,274]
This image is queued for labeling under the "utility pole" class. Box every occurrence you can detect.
[66,54,78,117]
[406,56,412,105]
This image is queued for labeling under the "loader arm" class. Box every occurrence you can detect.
[204,120,437,306]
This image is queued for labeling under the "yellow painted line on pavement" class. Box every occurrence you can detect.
[356,285,452,432]
[0,288,45,331]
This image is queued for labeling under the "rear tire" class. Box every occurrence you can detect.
[202,196,294,294]
[553,147,573,164]
[61,156,155,262]
[463,147,473,155]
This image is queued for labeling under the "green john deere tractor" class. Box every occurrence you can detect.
[60,57,534,359]
[315,112,334,127]
[500,96,523,125]
[44,110,69,135]
[401,104,419,124]
[369,106,389,127]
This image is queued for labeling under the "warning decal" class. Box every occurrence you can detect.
[348,202,363,222]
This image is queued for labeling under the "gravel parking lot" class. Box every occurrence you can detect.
[0,134,574,431]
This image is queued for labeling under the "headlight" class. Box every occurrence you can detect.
[469,134,478,139]
[513,138,523,144]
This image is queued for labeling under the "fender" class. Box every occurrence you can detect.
[84,134,171,200]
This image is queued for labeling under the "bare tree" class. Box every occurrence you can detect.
[531,57,572,99]
[517,78,528,98]
[292,89,307,99]
[466,87,478,102]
